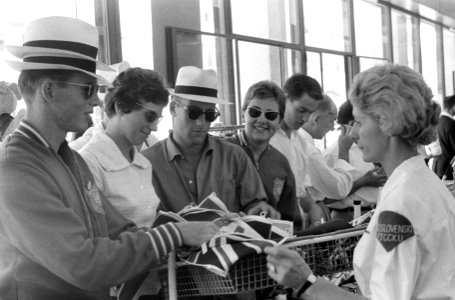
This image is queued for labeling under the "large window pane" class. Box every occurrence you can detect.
[421,21,443,103]
[119,0,153,69]
[391,10,419,69]
[303,0,351,52]
[164,31,235,138]
[307,51,348,150]
[443,29,455,96]
[231,0,299,43]
[354,0,389,59]
[306,52,322,84]
[0,0,95,83]
[359,57,388,71]
[237,42,301,117]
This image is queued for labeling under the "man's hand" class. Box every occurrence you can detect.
[174,221,219,247]
[264,246,312,289]
[359,168,387,187]
[338,125,354,162]
[0,82,21,115]
[247,201,281,219]
[307,202,326,227]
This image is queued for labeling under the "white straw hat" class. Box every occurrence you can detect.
[4,16,114,86]
[170,66,231,105]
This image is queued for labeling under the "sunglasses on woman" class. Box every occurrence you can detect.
[136,102,163,123]
[247,106,279,121]
[175,101,220,122]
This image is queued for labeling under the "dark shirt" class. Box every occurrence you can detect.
[225,131,298,222]
[141,133,267,213]
[435,114,455,179]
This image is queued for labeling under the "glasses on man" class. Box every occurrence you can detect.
[174,101,220,122]
[136,102,163,123]
[247,106,279,121]
[50,81,103,99]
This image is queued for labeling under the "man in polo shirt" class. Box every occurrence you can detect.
[142,66,279,218]
[0,16,218,300]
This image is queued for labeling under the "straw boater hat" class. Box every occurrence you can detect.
[5,16,113,86]
[171,66,231,105]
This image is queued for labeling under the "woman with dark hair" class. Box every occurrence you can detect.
[225,80,298,224]
[79,67,170,298]
[79,67,169,227]
[264,64,455,299]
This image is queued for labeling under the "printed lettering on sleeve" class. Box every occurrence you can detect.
[376,210,414,252]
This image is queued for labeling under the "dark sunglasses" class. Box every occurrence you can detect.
[176,101,220,122]
[136,102,163,123]
[50,81,102,99]
[247,106,279,121]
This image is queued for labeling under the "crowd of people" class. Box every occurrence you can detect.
[1,15,455,300]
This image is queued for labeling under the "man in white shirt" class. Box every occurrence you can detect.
[298,95,354,203]
[270,73,325,226]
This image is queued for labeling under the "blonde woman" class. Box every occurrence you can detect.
[265,64,455,299]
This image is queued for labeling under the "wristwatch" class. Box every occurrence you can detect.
[294,273,317,298]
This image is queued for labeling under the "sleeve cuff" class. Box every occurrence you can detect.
[146,223,183,260]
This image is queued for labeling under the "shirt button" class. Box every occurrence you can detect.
[189,180,193,184]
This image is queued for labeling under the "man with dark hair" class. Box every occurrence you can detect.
[0,16,217,300]
[270,73,325,227]
[434,94,455,179]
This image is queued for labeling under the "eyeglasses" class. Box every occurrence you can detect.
[50,81,102,99]
[247,106,279,121]
[175,101,220,122]
[136,102,163,123]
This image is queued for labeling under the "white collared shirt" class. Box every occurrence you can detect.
[270,128,307,198]
[79,131,160,227]
[354,155,455,299]
[323,142,379,208]
[295,128,354,201]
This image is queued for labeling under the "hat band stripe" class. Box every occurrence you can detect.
[24,40,97,58]
[24,56,96,73]
[174,85,217,98]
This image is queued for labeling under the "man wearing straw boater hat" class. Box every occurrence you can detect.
[142,66,280,219]
[0,16,218,300]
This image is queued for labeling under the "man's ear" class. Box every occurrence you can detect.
[310,114,320,126]
[41,80,55,103]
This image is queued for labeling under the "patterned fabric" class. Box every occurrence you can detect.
[153,193,292,277]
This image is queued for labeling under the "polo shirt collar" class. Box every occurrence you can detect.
[90,131,150,171]
[166,131,213,161]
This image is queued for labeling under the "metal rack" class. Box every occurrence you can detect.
[156,226,365,299]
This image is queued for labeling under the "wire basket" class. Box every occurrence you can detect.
[158,252,273,296]
[157,226,365,297]
[285,226,365,276]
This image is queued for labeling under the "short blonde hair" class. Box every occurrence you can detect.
[348,64,440,146]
